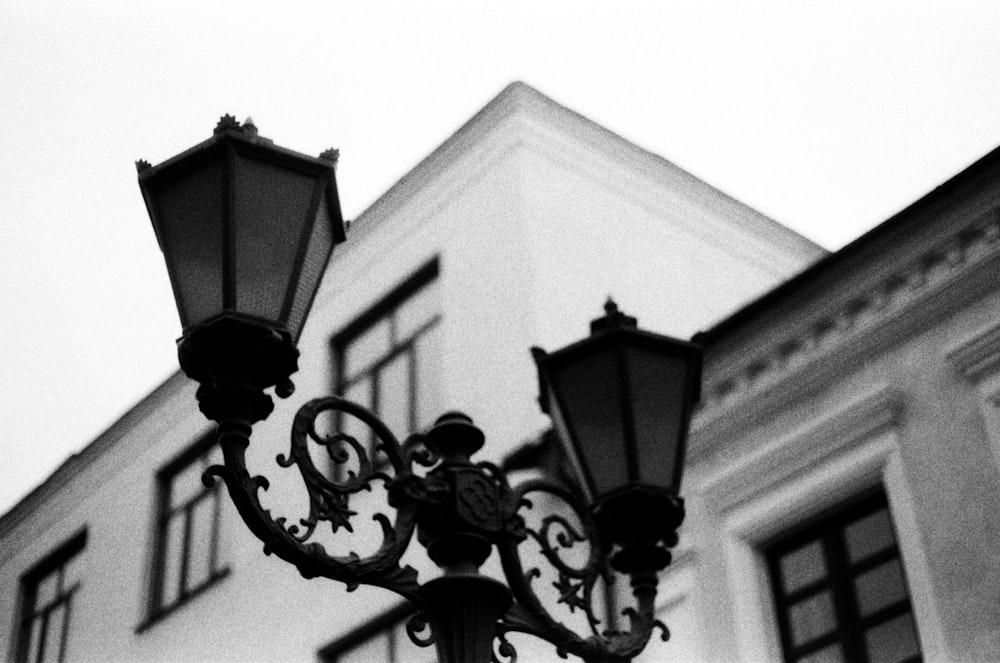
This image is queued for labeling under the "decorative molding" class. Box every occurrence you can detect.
[348,82,821,277]
[694,207,1000,447]
[706,427,949,663]
[946,320,1000,381]
[700,385,903,515]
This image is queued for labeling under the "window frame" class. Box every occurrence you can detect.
[764,489,921,663]
[331,258,441,465]
[317,603,432,663]
[140,432,230,629]
[14,529,87,663]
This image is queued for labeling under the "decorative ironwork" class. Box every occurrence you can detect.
[495,478,677,663]
[202,396,424,602]
[199,392,680,663]
[406,611,436,648]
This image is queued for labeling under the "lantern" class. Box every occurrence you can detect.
[533,300,702,546]
[137,116,346,420]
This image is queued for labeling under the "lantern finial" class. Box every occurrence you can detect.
[242,116,258,137]
[590,297,637,333]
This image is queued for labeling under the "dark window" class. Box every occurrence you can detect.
[318,603,437,663]
[766,490,922,663]
[333,259,441,466]
[15,530,87,663]
[145,434,229,624]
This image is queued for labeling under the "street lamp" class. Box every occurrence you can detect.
[137,118,702,663]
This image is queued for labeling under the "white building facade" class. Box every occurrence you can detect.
[3,82,995,662]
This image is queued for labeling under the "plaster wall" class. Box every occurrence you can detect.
[514,115,815,351]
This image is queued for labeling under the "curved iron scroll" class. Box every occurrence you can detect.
[203,396,431,605]
[495,479,669,663]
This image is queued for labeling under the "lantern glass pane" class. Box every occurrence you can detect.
[285,190,335,341]
[624,344,690,492]
[152,160,226,328]
[548,346,627,497]
[232,156,319,325]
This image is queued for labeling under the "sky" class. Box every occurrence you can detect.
[3,1,1000,514]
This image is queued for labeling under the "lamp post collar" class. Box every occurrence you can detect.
[427,411,486,464]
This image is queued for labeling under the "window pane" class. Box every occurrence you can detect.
[413,324,442,430]
[343,319,391,380]
[187,496,216,589]
[34,571,59,609]
[395,283,438,340]
[379,352,412,438]
[865,612,921,663]
[26,616,42,663]
[855,558,908,616]
[845,508,894,563]
[780,540,827,594]
[170,458,207,508]
[789,591,836,646]
[60,553,83,591]
[205,440,223,467]
[343,375,374,411]
[41,604,64,663]
[338,633,390,663]
[797,643,843,663]
[160,513,184,607]
[340,377,374,476]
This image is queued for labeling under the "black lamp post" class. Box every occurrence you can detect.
[138,118,702,663]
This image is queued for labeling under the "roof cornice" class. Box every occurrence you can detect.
[692,175,1000,455]
[346,81,822,262]
[0,370,192,537]
[704,142,1000,343]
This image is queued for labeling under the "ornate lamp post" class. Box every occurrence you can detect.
[137,118,702,663]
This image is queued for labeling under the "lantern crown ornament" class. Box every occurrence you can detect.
[137,116,346,422]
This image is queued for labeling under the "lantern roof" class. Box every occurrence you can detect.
[536,300,703,413]
[136,115,343,252]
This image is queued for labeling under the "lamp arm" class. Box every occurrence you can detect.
[495,478,667,663]
[203,396,429,605]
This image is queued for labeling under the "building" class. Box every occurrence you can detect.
[1,82,995,662]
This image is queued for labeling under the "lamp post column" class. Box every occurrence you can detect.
[407,412,514,663]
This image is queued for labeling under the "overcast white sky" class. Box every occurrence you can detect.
[3,1,1000,514]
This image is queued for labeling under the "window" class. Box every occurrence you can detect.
[333,259,441,465]
[318,604,437,663]
[15,530,87,663]
[146,434,229,622]
[765,491,921,663]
